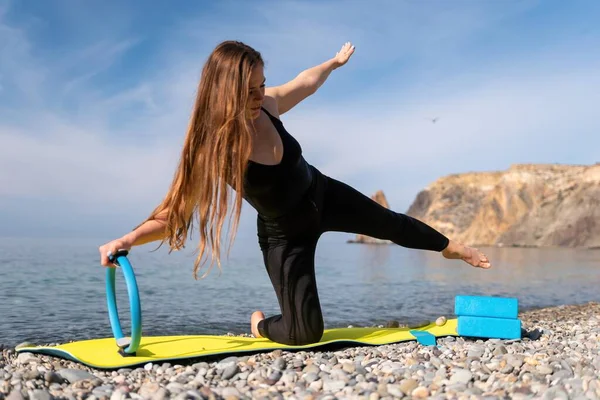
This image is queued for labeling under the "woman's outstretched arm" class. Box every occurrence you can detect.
[266,42,355,115]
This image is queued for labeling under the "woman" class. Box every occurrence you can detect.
[99,40,491,346]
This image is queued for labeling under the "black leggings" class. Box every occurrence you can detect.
[256,167,449,345]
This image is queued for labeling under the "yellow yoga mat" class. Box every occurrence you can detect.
[16,319,458,369]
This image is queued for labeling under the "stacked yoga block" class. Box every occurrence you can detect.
[455,295,522,340]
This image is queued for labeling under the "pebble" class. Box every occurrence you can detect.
[221,364,239,380]
[450,369,473,385]
[1,302,599,399]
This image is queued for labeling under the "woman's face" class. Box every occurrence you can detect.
[248,64,266,120]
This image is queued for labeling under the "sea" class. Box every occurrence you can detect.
[1,234,599,347]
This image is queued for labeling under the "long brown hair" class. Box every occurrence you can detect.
[138,40,263,279]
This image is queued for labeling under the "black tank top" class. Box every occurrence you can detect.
[243,107,314,219]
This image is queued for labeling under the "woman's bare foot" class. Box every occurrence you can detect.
[251,311,265,338]
[442,240,492,269]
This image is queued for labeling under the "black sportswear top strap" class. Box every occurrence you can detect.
[260,106,277,120]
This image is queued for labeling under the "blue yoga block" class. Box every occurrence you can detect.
[455,295,519,319]
[457,316,522,339]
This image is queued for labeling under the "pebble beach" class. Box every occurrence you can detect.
[1,302,599,400]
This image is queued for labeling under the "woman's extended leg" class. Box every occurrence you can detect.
[319,176,449,251]
[319,176,491,268]
[254,237,325,345]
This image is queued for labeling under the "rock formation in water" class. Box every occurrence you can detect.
[405,163,600,248]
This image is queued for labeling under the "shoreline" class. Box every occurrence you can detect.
[2,301,599,399]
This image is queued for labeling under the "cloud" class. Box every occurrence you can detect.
[1,0,599,238]
[0,7,46,107]
[172,0,540,85]
[58,38,142,99]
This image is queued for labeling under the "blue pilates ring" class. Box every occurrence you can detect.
[105,249,141,356]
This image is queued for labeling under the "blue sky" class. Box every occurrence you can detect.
[1,0,599,241]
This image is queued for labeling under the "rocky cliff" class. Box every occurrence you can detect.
[349,163,600,248]
[405,163,600,248]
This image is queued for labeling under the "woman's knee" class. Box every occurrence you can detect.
[262,314,324,346]
[292,316,324,346]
